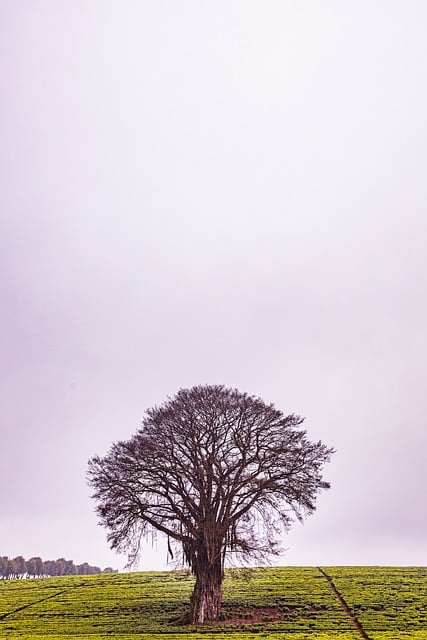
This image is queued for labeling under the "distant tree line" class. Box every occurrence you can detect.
[0,556,117,579]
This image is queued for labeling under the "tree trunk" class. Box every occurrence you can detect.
[190,555,223,624]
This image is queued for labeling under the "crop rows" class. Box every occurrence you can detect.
[0,566,426,638]
[324,566,427,639]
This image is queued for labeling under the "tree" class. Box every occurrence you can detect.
[34,557,44,577]
[64,559,76,575]
[87,385,334,624]
[0,556,9,579]
[12,556,27,579]
[55,558,67,576]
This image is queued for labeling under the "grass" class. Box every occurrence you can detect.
[0,566,426,638]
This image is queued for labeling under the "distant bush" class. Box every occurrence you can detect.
[0,555,117,579]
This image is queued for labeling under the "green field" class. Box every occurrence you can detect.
[0,566,426,639]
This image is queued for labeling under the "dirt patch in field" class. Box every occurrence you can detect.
[219,606,284,625]
[204,604,323,628]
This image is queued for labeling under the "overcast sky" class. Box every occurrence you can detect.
[1,1,426,571]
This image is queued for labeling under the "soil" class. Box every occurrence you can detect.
[202,604,323,628]
[217,606,284,625]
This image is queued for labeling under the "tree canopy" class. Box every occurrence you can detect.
[0,555,115,579]
[87,384,334,623]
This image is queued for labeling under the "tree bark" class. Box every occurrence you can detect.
[190,554,223,624]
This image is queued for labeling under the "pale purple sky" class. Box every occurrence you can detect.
[1,1,426,571]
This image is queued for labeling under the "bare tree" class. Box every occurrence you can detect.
[87,385,334,624]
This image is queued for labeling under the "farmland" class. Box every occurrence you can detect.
[0,566,426,639]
